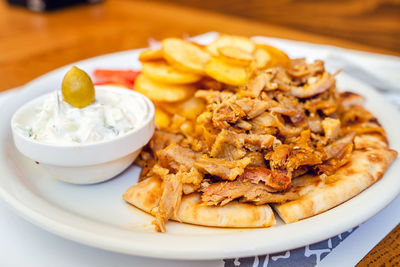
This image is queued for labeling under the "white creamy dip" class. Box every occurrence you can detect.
[15,88,150,145]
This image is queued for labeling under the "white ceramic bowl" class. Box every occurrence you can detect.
[11,86,155,184]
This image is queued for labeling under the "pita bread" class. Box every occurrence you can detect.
[274,134,397,223]
[123,176,275,228]
[123,87,397,231]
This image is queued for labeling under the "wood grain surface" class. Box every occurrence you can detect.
[151,0,400,54]
[1,0,399,92]
[357,223,400,266]
[0,0,399,264]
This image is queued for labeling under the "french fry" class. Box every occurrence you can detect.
[134,74,194,102]
[206,35,256,56]
[141,61,202,84]
[162,38,211,74]
[205,57,249,86]
[139,49,164,62]
[154,107,171,128]
[159,96,206,120]
[198,78,223,91]
[253,48,271,69]
[217,46,254,67]
[256,44,289,67]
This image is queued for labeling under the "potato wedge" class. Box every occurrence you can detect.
[198,78,223,91]
[139,49,164,62]
[159,96,206,120]
[154,107,171,128]
[162,38,211,74]
[256,44,289,67]
[253,47,271,69]
[205,57,249,86]
[134,74,194,102]
[141,61,202,84]
[218,46,254,67]
[206,35,256,56]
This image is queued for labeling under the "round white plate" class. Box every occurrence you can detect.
[0,47,399,260]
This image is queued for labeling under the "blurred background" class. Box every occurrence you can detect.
[1,0,399,91]
[153,0,400,53]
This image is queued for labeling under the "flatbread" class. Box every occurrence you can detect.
[123,176,275,228]
[124,134,397,228]
[274,134,397,223]
[124,87,397,231]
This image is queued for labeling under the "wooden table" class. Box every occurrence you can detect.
[0,0,398,265]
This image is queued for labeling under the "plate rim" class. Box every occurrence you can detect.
[0,46,399,260]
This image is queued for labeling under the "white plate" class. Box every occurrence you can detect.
[0,42,399,260]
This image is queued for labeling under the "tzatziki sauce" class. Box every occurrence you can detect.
[15,88,150,145]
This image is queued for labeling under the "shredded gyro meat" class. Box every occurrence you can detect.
[133,58,373,232]
[211,97,246,128]
[241,166,290,191]
[153,173,183,232]
[321,117,341,141]
[195,156,251,180]
[157,144,200,172]
[201,178,297,206]
[150,130,184,154]
[210,129,276,160]
[235,98,274,119]
[290,72,335,98]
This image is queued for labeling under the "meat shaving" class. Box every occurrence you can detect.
[135,58,384,232]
